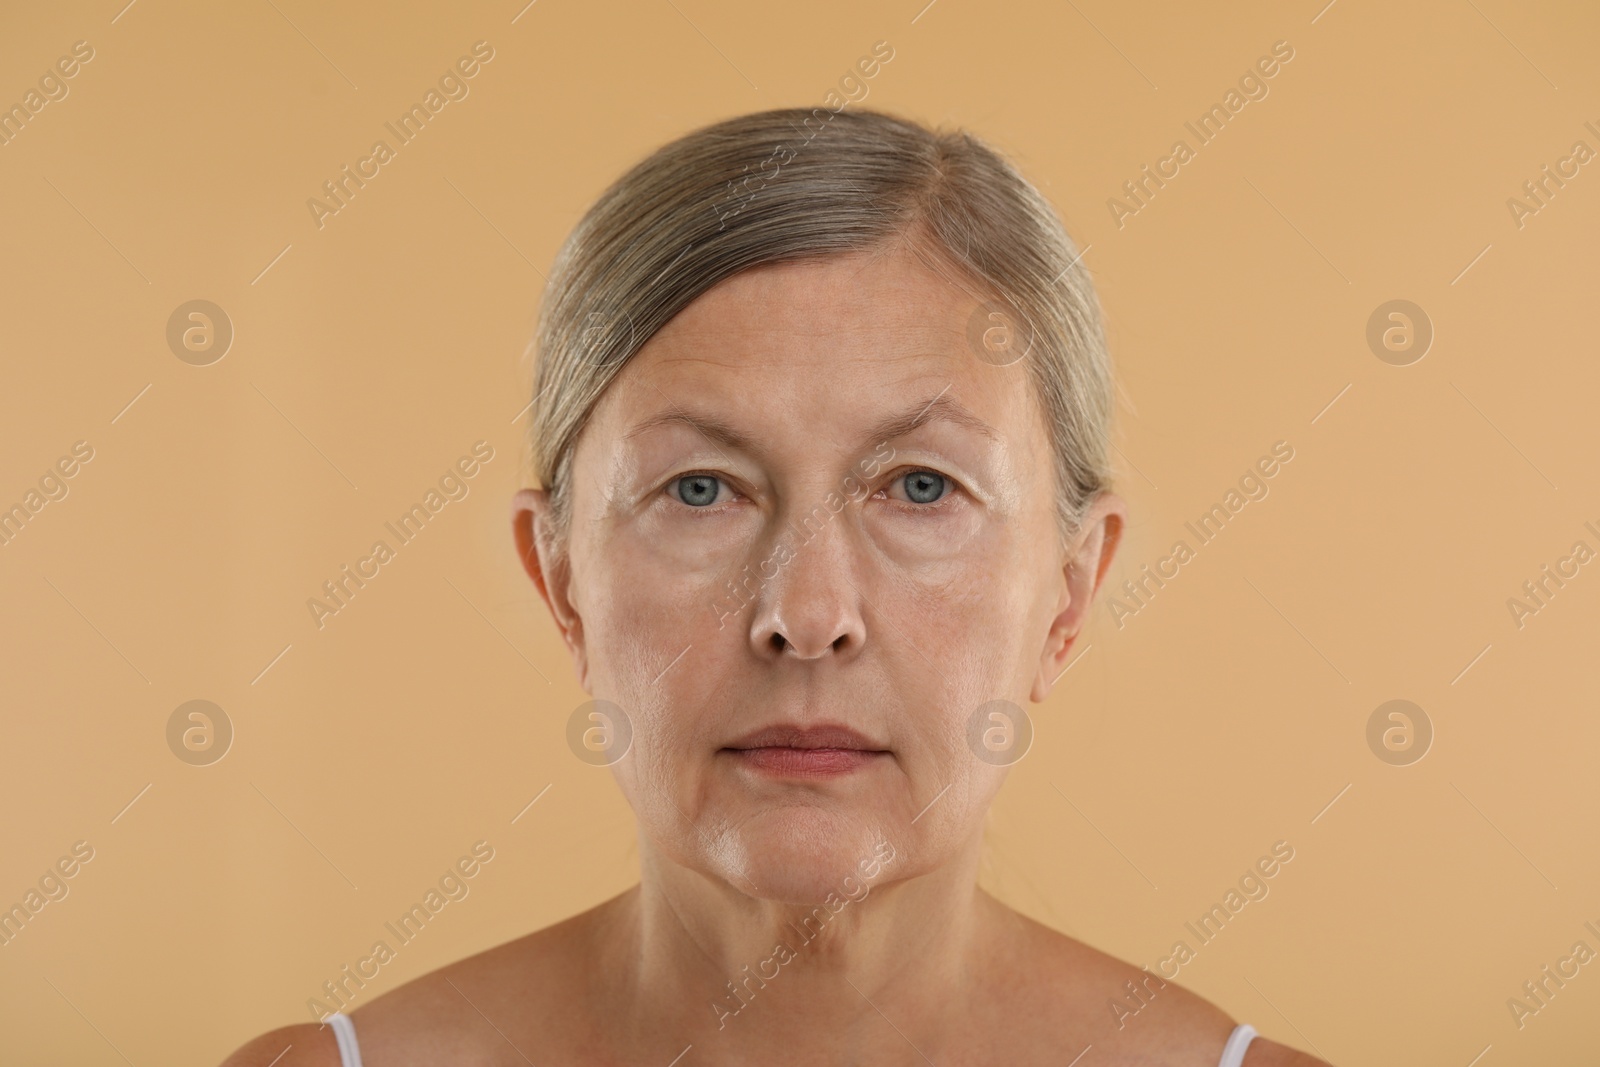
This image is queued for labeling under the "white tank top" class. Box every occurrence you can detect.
[323,1012,1257,1065]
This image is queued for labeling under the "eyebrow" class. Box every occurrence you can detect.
[621,390,1000,456]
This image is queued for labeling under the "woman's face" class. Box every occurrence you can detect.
[518,240,1122,903]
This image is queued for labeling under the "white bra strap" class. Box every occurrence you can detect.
[325,1012,364,1067]
[1217,1023,1257,1067]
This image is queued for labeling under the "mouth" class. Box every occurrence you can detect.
[720,723,891,778]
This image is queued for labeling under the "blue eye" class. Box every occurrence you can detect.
[902,470,946,504]
[673,474,721,507]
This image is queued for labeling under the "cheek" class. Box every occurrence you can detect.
[866,501,985,566]
[875,520,1042,691]
[578,520,739,688]
[576,528,739,794]
[861,536,1041,814]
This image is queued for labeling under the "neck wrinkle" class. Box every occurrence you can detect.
[617,826,991,1055]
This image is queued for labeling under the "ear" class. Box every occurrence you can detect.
[1031,492,1127,703]
[511,488,589,693]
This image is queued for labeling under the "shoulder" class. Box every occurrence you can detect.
[1244,1037,1336,1066]
[360,898,611,1043]
[333,894,624,1065]
[985,901,1230,1031]
[217,895,625,1067]
[217,1023,341,1067]
[979,897,1332,1065]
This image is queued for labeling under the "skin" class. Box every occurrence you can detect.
[223,237,1331,1067]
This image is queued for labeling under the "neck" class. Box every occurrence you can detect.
[602,829,997,1062]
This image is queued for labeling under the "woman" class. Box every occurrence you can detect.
[225,107,1331,1066]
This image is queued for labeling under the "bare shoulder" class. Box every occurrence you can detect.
[980,896,1332,1065]
[339,893,622,1064]
[984,900,1232,1032]
[218,1023,341,1067]
[1245,1036,1336,1066]
[217,894,626,1067]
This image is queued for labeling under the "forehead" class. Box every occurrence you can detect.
[664,243,974,349]
[564,241,1057,525]
[597,242,1022,412]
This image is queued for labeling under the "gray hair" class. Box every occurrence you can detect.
[525,106,1114,555]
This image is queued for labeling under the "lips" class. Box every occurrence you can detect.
[724,724,885,751]
[721,723,889,778]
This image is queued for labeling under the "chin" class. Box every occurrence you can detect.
[714,803,890,904]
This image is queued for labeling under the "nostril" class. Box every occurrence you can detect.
[769,632,788,653]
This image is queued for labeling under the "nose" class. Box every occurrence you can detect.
[748,516,867,661]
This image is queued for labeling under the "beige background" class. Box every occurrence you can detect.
[2,0,1598,1063]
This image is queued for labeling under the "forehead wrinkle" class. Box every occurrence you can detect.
[619,389,1000,467]
[640,379,745,473]
[657,285,971,357]
[621,406,763,460]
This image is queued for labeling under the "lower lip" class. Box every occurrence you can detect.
[725,747,887,777]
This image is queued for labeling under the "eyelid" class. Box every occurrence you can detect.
[660,462,970,510]
[664,469,742,510]
[881,464,963,507]
[879,446,989,498]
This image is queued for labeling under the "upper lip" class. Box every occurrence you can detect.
[723,723,887,751]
